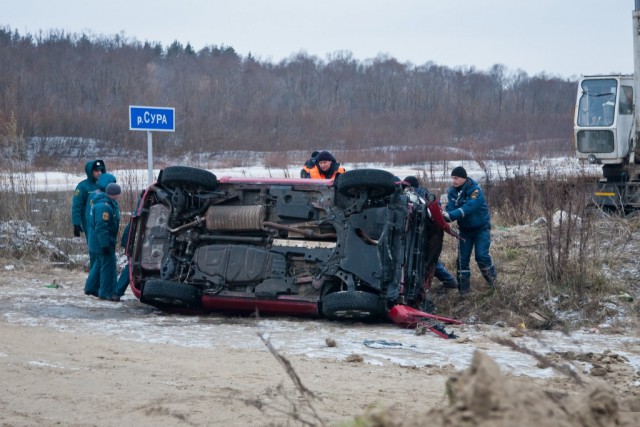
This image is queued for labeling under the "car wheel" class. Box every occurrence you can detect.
[336,169,397,199]
[141,279,202,308]
[321,291,385,321]
[160,166,217,191]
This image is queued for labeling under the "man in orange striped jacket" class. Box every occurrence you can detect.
[300,151,345,179]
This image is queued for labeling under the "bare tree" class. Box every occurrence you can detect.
[0,27,577,166]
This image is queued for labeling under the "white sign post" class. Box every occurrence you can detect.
[146,130,153,186]
[129,105,176,186]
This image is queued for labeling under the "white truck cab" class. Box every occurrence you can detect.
[573,3,640,211]
[575,75,635,168]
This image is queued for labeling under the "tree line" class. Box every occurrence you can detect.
[0,27,578,166]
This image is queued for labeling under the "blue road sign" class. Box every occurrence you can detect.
[129,105,175,132]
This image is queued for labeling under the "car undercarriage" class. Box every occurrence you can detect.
[126,166,444,322]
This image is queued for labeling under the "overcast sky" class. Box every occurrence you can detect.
[2,0,636,79]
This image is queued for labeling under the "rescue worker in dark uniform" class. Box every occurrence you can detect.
[114,191,144,298]
[72,160,106,244]
[300,151,345,179]
[85,173,117,272]
[444,166,496,294]
[85,183,121,301]
[403,176,460,311]
[300,151,319,177]
[114,221,131,298]
[403,176,458,291]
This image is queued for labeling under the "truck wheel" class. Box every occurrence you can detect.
[336,169,397,199]
[160,166,217,191]
[141,279,202,308]
[321,291,385,321]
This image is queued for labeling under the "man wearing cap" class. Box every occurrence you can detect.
[71,160,106,246]
[85,173,117,271]
[85,182,121,301]
[300,151,320,177]
[444,166,496,294]
[300,150,345,179]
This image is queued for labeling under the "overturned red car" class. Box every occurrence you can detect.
[123,166,459,332]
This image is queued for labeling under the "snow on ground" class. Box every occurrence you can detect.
[1,157,600,193]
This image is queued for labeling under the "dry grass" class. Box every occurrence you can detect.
[433,219,630,329]
[0,169,145,263]
[431,172,636,329]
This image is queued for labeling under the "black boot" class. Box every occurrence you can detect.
[480,267,497,288]
[457,270,471,294]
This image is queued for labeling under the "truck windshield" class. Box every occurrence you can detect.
[577,78,617,127]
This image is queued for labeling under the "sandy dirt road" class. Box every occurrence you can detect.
[1,263,639,426]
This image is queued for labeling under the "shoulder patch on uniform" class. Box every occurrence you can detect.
[102,212,109,221]
[74,189,80,196]
[470,189,479,199]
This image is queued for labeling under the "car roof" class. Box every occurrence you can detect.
[216,177,336,186]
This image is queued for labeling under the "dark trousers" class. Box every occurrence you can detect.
[85,250,117,299]
[457,227,496,292]
[115,263,130,297]
[434,262,457,287]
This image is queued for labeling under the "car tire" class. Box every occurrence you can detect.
[336,169,397,199]
[160,166,217,190]
[321,291,385,321]
[141,279,202,308]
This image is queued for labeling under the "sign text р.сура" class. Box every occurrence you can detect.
[129,106,175,132]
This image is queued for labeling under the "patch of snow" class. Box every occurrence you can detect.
[28,360,81,371]
[0,221,72,264]
[552,210,582,227]
[2,156,600,193]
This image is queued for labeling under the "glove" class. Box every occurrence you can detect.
[442,211,451,222]
[448,228,464,241]
[447,227,460,240]
[102,247,111,255]
[73,225,83,237]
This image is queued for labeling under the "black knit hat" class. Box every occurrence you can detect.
[316,151,336,162]
[451,166,467,179]
[105,183,122,196]
[403,176,420,189]
[92,160,106,172]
